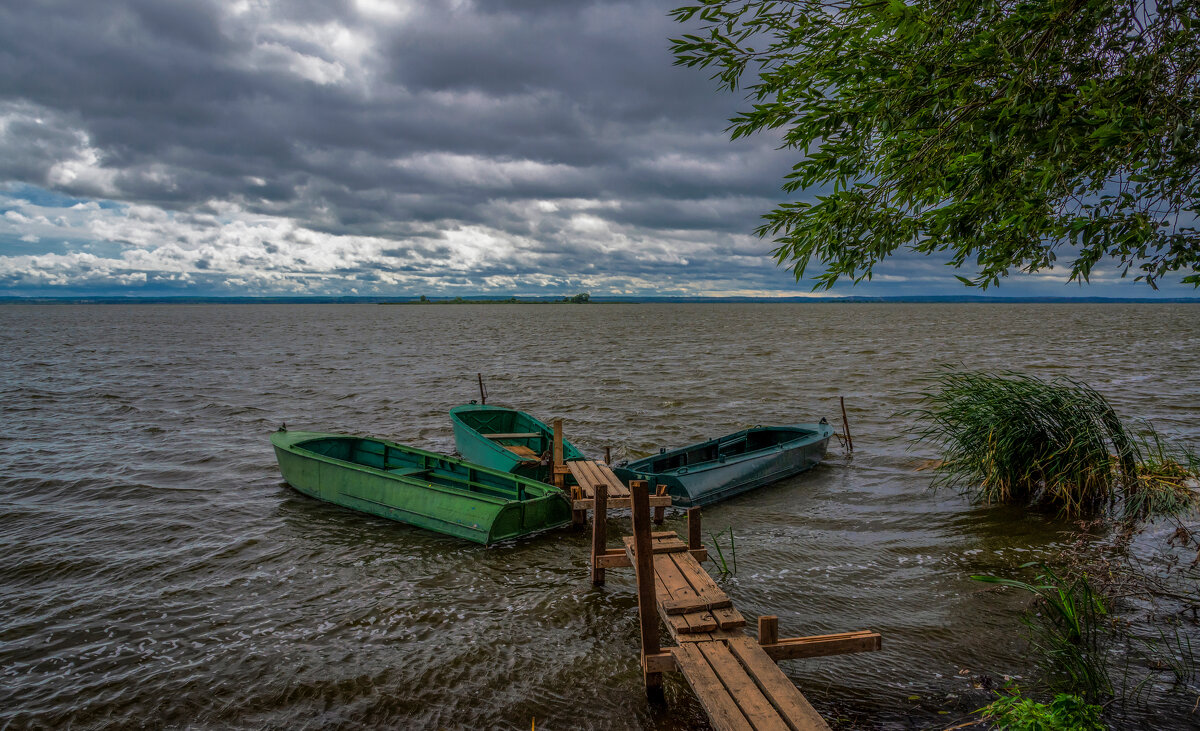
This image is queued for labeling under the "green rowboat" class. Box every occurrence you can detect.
[450,404,586,479]
[271,429,571,544]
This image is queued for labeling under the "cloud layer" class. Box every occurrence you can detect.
[0,0,1192,297]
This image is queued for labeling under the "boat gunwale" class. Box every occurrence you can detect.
[622,423,832,477]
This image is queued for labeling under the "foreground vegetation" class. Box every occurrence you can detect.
[911,371,1199,519]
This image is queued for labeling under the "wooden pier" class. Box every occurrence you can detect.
[591,480,882,730]
[547,417,670,526]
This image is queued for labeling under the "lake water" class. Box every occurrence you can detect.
[2,303,1198,729]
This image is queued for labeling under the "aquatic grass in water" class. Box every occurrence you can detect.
[709,527,737,577]
[974,564,1113,701]
[977,686,1106,731]
[910,370,1199,519]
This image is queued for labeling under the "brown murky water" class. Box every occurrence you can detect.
[2,303,1197,729]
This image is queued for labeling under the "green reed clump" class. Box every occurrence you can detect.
[978,686,1106,731]
[974,564,1113,701]
[911,370,1197,518]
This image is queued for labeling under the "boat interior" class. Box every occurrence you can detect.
[296,436,545,501]
[456,408,585,460]
[642,427,816,473]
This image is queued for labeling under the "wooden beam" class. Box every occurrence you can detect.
[759,631,882,662]
[591,482,607,586]
[629,479,663,699]
[687,507,701,551]
[642,649,676,675]
[595,549,631,569]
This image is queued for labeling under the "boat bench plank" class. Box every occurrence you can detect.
[484,432,542,440]
[503,445,539,460]
[385,466,427,477]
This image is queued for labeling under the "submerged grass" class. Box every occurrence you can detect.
[910,370,1199,519]
[974,564,1113,700]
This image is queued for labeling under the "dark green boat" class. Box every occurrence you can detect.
[613,421,834,507]
[450,404,587,479]
[271,429,571,544]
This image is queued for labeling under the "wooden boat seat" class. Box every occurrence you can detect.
[386,466,427,477]
[484,432,542,440]
[503,445,539,460]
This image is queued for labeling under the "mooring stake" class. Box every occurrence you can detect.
[477,373,488,405]
[840,395,853,452]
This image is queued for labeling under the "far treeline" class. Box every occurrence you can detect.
[383,293,592,305]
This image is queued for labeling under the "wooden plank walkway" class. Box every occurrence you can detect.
[592,480,882,731]
[545,417,669,526]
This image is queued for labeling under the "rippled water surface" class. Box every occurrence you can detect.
[2,303,1198,729]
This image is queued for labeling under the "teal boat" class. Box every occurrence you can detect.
[450,404,587,479]
[271,428,571,544]
[613,421,834,507]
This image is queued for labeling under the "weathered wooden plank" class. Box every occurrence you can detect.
[670,550,732,606]
[759,631,882,662]
[595,549,631,569]
[725,637,829,731]
[712,606,747,631]
[673,644,754,731]
[651,552,718,635]
[503,445,539,459]
[643,649,676,674]
[622,535,690,555]
[662,597,733,615]
[698,642,791,731]
[654,570,716,634]
[484,432,542,440]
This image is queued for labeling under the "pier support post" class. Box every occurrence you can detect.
[591,482,608,586]
[552,418,565,488]
[759,615,779,647]
[687,507,701,551]
[652,484,666,525]
[630,479,663,700]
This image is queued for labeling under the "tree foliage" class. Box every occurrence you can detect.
[670,0,1200,289]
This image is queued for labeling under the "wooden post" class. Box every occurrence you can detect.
[604,446,611,465]
[630,479,663,699]
[552,418,564,488]
[591,482,607,586]
[759,615,779,647]
[652,484,666,525]
[840,396,853,452]
[687,507,701,551]
[477,373,487,405]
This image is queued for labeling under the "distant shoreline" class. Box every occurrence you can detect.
[2,295,1198,305]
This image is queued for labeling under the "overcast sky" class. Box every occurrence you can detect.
[0,0,1193,298]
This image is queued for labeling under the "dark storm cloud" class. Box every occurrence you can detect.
[4,0,1179,297]
[0,0,768,227]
